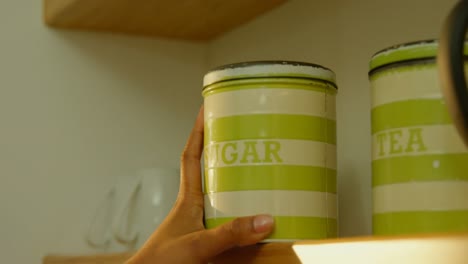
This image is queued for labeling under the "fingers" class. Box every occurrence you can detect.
[179,105,204,199]
[187,215,274,262]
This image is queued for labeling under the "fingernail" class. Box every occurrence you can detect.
[253,215,274,233]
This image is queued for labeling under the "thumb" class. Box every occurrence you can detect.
[189,215,274,262]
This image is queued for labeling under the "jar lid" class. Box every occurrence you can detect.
[369,39,468,72]
[203,60,337,88]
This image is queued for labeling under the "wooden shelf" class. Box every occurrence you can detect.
[43,233,468,264]
[212,242,299,264]
[43,0,288,41]
[43,252,133,264]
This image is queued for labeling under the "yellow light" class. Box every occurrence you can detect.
[293,235,468,264]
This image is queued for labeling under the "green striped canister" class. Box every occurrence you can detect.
[369,40,468,236]
[202,61,338,241]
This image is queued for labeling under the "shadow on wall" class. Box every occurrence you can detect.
[36,28,206,169]
[43,28,206,114]
[337,160,372,236]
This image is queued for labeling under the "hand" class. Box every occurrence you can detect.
[126,106,275,264]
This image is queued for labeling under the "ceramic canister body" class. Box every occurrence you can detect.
[202,61,338,241]
[369,40,468,236]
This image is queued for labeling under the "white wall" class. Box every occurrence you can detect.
[0,1,206,263]
[208,0,457,236]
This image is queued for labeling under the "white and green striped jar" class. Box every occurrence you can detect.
[369,40,468,236]
[202,61,338,241]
